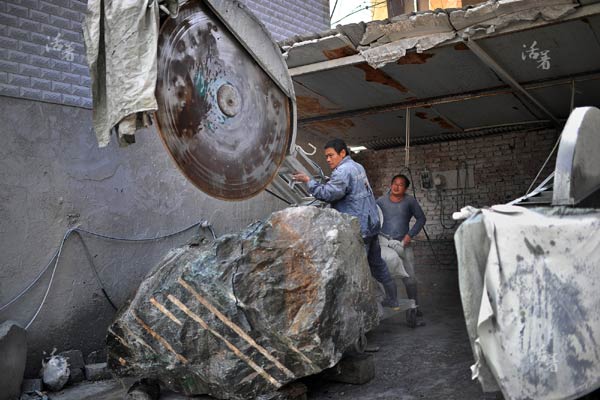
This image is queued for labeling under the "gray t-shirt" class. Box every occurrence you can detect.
[376,194,426,240]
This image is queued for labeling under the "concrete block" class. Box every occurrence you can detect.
[322,353,375,385]
[61,72,80,85]
[8,73,30,87]
[70,0,87,13]
[31,77,51,90]
[30,10,50,24]
[68,367,85,384]
[0,12,18,28]
[40,23,60,38]
[8,27,30,41]
[53,59,71,72]
[20,87,44,101]
[31,55,55,70]
[0,83,20,97]
[0,321,27,400]
[18,18,41,35]
[6,3,29,18]
[21,379,43,394]
[21,0,40,9]
[50,15,70,29]
[51,80,71,94]
[41,90,62,103]
[84,363,112,381]
[8,50,30,64]
[18,41,44,56]
[71,84,90,97]
[60,349,85,369]
[39,1,60,16]
[85,349,106,365]
[70,63,89,76]
[62,94,81,106]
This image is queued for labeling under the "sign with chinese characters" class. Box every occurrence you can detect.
[521,41,551,70]
[45,33,75,62]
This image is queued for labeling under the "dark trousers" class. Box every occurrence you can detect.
[364,235,398,303]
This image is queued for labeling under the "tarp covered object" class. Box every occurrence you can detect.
[83,0,177,147]
[454,205,600,399]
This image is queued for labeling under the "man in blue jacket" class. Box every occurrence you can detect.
[293,138,400,308]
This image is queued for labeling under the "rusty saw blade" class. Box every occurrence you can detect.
[155,1,292,200]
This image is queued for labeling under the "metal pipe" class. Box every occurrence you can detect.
[570,79,576,112]
[405,108,411,167]
[364,119,557,149]
[298,71,600,127]
[463,38,561,127]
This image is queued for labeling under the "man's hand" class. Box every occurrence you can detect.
[403,234,412,246]
[292,172,310,183]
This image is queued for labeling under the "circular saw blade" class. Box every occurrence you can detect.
[155,2,291,201]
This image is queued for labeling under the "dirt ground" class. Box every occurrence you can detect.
[50,269,499,400]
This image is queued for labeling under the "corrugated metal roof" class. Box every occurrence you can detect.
[282,0,600,149]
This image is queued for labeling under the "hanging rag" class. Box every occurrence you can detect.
[82,0,178,147]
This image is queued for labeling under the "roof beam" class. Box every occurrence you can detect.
[297,71,600,126]
[463,38,562,127]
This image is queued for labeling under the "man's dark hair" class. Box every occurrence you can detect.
[391,174,410,188]
[324,138,349,156]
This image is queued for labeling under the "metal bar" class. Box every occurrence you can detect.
[570,79,576,112]
[298,71,600,126]
[289,54,365,77]
[405,108,411,168]
[364,120,556,149]
[464,38,561,127]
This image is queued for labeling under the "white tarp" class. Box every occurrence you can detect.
[454,205,600,400]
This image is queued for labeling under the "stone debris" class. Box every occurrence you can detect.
[107,206,379,399]
[84,362,112,381]
[0,321,27,400]
[127,378,161,400]
[60,349,85,384]
[42,354,70,391]
[21,379,43,394]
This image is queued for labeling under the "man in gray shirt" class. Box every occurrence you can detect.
[377,174,426,317]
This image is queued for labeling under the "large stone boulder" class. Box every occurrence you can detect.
[107,207,379,399]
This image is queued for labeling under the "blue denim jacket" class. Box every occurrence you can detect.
[308,156,380,238]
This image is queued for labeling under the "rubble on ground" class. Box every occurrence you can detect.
[106,206,380,399]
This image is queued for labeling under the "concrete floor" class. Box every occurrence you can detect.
[305,269,495,400]
[49,269,497,400]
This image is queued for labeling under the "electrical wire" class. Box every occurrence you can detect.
[330,0,341,18]
[332,0,387,25]
[525,133,562,195]
[1,220,216,329]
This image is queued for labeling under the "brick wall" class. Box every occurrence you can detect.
[0,0,330,108]
[242,0,330,42]
[355,129,559,268]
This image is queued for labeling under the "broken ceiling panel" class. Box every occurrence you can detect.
[285,34,356,68]
[450,0,578,35]
[377,45,502,98]
[294,63,417,113]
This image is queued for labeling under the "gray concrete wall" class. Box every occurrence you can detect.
[0,96,287,375]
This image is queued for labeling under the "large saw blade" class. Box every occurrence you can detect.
[155,1,292,200]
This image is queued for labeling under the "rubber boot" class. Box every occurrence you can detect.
[381,280,399,308]
[405,283,422,317]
